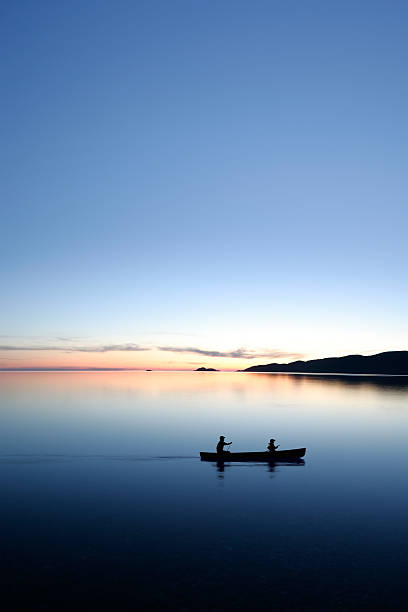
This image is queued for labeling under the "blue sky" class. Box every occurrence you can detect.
[1,1,407,369]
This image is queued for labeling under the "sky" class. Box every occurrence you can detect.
[1,0,407,371]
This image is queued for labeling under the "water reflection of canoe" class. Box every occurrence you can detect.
[200,448,306,462]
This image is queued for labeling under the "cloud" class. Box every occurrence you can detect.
[0,342,304,362]
[157,346,305,360]
[75,344,148,353]
[55,336,89,342]
[0,343,149,353]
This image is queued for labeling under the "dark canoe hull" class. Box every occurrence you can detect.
[200,448,306,462]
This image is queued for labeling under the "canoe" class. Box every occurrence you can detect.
[200,448,306,462]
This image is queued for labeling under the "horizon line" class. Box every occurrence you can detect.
[1,350,406,374]
[0,367,237,372]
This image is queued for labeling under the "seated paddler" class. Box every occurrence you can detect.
[267,438,280,453]
[216,435,232,454]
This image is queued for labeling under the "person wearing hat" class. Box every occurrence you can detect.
[216,435,232,454]
[267,438,280,453]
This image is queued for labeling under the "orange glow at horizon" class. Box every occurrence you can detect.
[0,350,270,371]
[0,347,297,371]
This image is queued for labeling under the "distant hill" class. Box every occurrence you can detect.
[242,351,408,375]
[196,367,219,371]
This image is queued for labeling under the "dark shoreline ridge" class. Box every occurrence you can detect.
[241,350,408,375]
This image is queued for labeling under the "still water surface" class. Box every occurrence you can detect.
[1,372,408,610]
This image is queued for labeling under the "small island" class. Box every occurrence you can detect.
[195,367,219,371]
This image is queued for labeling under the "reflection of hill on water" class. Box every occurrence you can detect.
[263,373,408,393]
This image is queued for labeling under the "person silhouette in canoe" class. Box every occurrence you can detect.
[216,435,232,454]
[267,438,280,453]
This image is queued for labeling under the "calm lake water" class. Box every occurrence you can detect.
[1,371,408,611]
